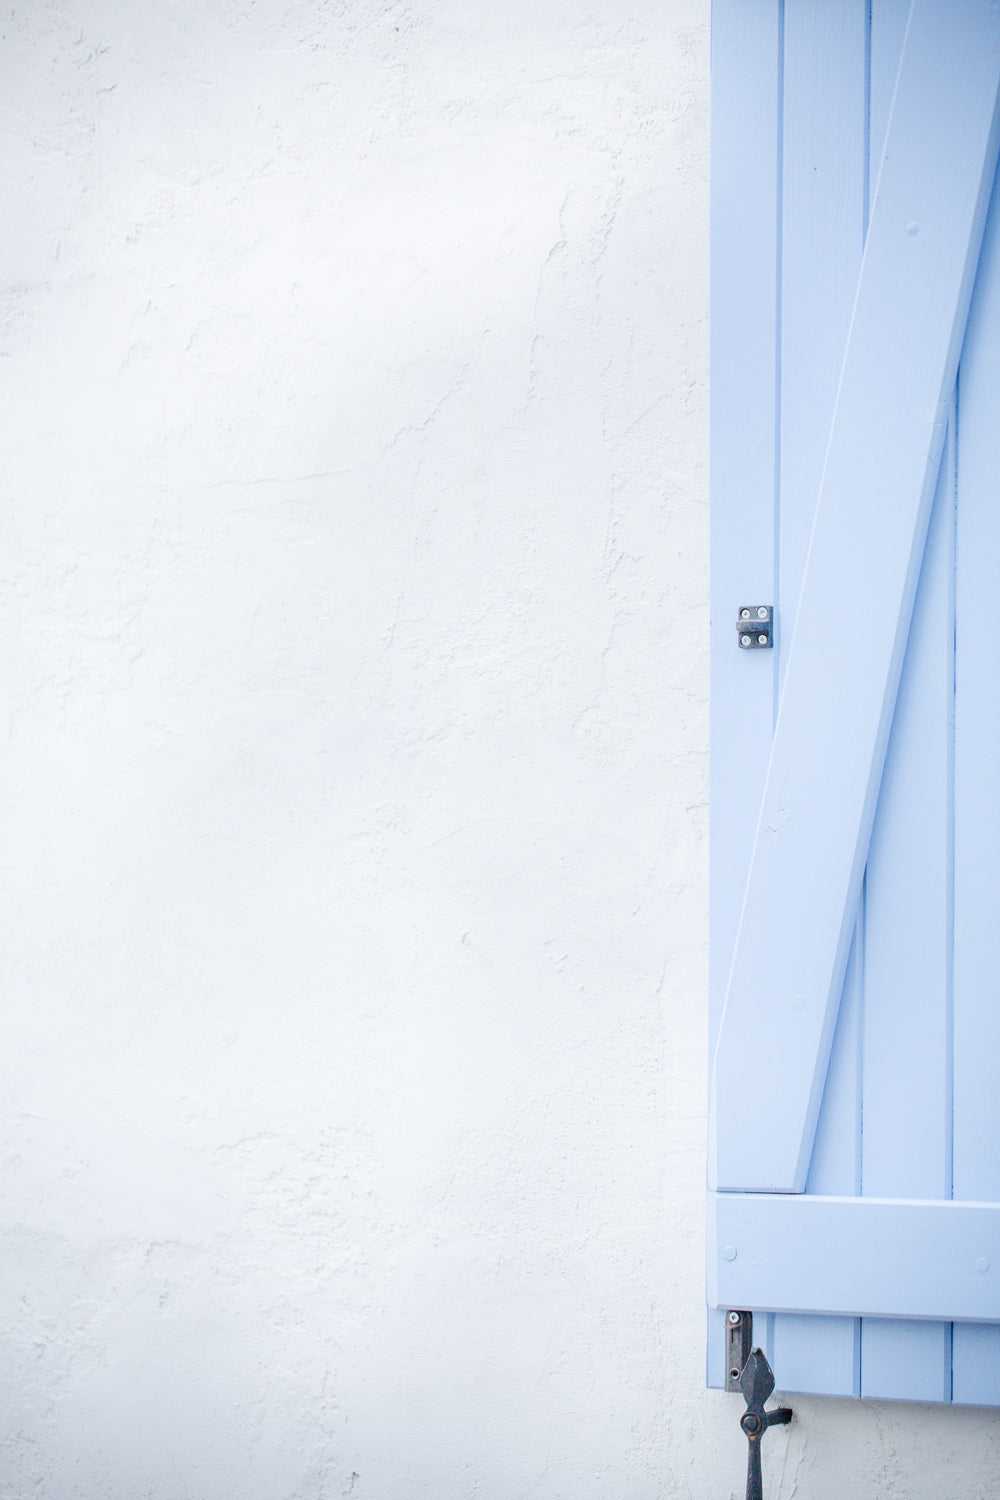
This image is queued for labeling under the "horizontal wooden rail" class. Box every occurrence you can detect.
[708,1193,1000,1322]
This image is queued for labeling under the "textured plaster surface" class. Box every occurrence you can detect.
[0,2,998,1498]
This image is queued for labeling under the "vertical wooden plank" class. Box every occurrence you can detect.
[778,0,868,635]
[772,1314,861,1398]
[768,0,867,1393]
[869,0,913,206]
[863,424,954,1214]
[953,1327,1000,1407]
[708,0,780,1038]
[806,930,862,1197]
[776,933,862,1395]
[707,0,781,1387]
[706,1306,730,1390]
[856,0,936,1400]
[860,416,955,1402]
[953,157,1000,1408]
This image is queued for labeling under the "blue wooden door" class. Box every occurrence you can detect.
[709,0,1000,1403]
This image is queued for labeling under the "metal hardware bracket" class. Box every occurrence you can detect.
[725,1309,752,1390]
[738,605,773,648]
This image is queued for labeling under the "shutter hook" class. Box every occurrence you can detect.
[738,1348,792,1500]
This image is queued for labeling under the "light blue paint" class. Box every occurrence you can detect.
[710,0,1000,1404]
[712,0,1000,1196]
[708,0,780,1050]
[771,0,868,1395]
[953,91,1000,1408]
[709,1194,1000,1323]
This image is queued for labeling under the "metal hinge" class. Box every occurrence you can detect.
[738,605,773,648]
[725,1309,752,1390]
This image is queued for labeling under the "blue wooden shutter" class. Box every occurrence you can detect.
[709,0,1000,1404]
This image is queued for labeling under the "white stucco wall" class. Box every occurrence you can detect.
[2,3,999,1497]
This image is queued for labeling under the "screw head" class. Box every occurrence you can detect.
[740,608,751,620]
[756,606,768,619]
[757,634,768,646]
[727,1311,741,1326]
[740,633,752,647]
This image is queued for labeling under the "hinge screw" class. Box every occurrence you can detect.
[728,1311,741,1326]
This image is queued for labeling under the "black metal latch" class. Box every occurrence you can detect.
[738,1347,792,1500]
[738,605,773,648]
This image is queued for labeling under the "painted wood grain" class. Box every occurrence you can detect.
[712,0,1000,1194]
[710,0,1000,1404]
[767,0,867,1396]
[861,418,954,1400]
[709,1194,1000,1322]
[953,152,1000,1407]
[706,0,783,1388]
